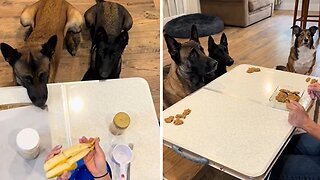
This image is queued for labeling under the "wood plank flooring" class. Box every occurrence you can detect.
[0,0,160,116]
[163,10,320,180]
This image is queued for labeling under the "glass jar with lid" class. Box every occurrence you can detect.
[109,112,130,135]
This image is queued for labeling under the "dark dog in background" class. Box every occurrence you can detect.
[205,33,234,83]
[82,0,132,80]
[0,0,82,107]
[163,25,218,109]
[82,28,129,80]
[276,25,318,75]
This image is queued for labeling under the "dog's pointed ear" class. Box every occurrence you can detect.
[117,30,129,48]
[208,36,217,51]
[220,33,228,48]
[309,26,318,36]
[164,34,181,65]
[0,43,21,66]
[190,25,199,43]
[95,27,108,42]
[41,35,57,59]
[291,25,301,36]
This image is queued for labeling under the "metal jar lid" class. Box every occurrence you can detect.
[113,112,130,129]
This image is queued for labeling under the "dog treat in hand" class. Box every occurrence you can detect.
[311,79,318,84]
[275,89,300,103]
[246,67,261,73]
[164,116,174,123]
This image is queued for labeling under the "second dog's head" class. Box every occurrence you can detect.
[208,33,234,67]
[292,25,318,48]
[91,27,129,79]
[0,35,57,107]
[164,25,217,82]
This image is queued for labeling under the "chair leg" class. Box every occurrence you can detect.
[300,0,304,28]
[318,2,320,29]
[302,0,310,29]
[293,0,299,27]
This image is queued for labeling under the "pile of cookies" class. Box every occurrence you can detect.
[275,89,300,103]
[246,67,261,73]
[306,77,318,84]
[164,109,191,126]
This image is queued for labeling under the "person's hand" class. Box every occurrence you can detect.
[45,145,70,180]
[308,83,320,99]
[79,137,108,178]
[286,100,312,129]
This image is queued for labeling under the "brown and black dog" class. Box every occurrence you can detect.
[276,25,318,75]
[82,0,132,80]
[0,0,83,107]
[163,25,218,109]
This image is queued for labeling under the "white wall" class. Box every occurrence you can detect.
[276,0,319,11]
[163,0,201,24]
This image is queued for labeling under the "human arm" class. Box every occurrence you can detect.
[79,137,111,180]
[286,101,320,141]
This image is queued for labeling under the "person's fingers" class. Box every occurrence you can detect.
[309,92,316,99]
[79,136,89,143]
[45,145,62,162]
[79,137,86,143]
[286,101,297,110]
[52,145,62,151]
[56,171,69,180]
[308,85,320,92]
[83,149,94,163]
[290,100,304,110]
[45,154,55,162]
[94,138,105,157]
[45,150,61,162]
[62,171,70,179]
[89,137,94,143]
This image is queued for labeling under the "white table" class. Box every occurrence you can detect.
[0,78,160,180]
[204,64,314,109]
[164,64,316,179]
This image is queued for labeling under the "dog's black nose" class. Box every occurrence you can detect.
[304,39,309,44]
[99,71,109,79]
[227,59,234,66]
[34,100,46,108]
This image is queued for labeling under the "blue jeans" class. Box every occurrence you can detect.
[270,133,320,180]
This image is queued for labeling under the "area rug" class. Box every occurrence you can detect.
[164,13,224,38]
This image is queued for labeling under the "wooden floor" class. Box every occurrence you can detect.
[0,0,160,116]
[163,10,320,180]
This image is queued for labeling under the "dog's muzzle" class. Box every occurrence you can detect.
[226,59,235,66]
